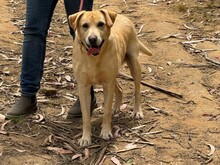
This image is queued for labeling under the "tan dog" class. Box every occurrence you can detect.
[69,9,152,147]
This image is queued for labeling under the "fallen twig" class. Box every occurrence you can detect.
[92,145,108,165]
[145,121,159,132]
[196,150,213,164]
[117,139,154,145]
[142,130,163,136]
[176,63,218,69]
[147,105,170,116]
[183,24,197,30]
[115,145,145,154]
[182,39,206,44]
[137,24,145,35]
[157,33,184,41]
[182,41,220,67]
[203,52,220,66]
[119,72,183,99]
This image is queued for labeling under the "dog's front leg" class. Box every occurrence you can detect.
[100,81,115,140]
[78,85,92,147]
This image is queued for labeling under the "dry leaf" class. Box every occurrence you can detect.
[72,153,82,160]
[109,144,118,151]
[94,88,103,93]
[0,130,8,135]
[14,148,26,153]
[148,67,152,73]
[48,135,53,143]
[125,143,137,150]
[99,4,110,8]
[120,104,127,110]
[65,75,72,82]
[137,24,145,34]
[57,76,62,82]
[207,143,215,156]
[63,45,73,50]
[55,106,66,117]
[183,24,197,30]
[98,155,107,165]
[1,120,10,131]
[167,61,172,65]
[33,114,45,123]
[37,99,50,103]
[131,125,146,130]
[47,147,73,154]
[158,66,164,70]
[111,157,121,165]
[84,148,89,160]
[113,125,121,137]
[63,95,75,101]
[0,114,5,123]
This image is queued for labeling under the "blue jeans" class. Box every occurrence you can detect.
[20,0,93,96]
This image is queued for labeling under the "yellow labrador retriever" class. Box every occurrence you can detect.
[69,9,152,147]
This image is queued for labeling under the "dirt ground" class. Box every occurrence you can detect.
[0,0,220,164]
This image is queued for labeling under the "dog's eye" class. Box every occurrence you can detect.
[82,23,89,29]
[97,21,104,27]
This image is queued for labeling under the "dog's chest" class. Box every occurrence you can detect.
[73,57,118,84]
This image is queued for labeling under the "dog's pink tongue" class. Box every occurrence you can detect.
[87,48,99,55]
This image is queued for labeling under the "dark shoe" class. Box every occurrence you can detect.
[5,95,38,120]
[66,97,98,119]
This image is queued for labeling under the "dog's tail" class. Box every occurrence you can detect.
[139,40,153,56]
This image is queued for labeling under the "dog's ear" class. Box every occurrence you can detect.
[100,9,117,27]
[69,11,85,31]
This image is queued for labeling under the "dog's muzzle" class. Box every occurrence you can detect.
[86,40,104,56]
[81,35,102,56]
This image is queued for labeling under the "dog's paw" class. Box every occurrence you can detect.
[131,111,144,119]
[78,137,91,147]
[100,129,113,140]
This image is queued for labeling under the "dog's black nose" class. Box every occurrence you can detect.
[88,35,97,45]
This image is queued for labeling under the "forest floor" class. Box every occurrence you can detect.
[0,0,220,164]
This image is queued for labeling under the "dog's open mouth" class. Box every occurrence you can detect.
[87,45,100,56]
[86,40,104,56]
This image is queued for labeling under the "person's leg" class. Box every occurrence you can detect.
[21,0,58,96]
[6,0,58,119]
[64,0,97,119]
[64,0,93,38]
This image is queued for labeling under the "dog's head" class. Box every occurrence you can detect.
[69,10,117,55]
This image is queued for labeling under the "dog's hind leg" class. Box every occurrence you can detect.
[125,51,143,119]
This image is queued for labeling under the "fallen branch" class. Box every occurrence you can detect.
[204,52,220,66]
[119,72,183,99]
[115,145,145,154]
[92,145,108,165]
[176,63,218,69]
[182,42,220,67]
